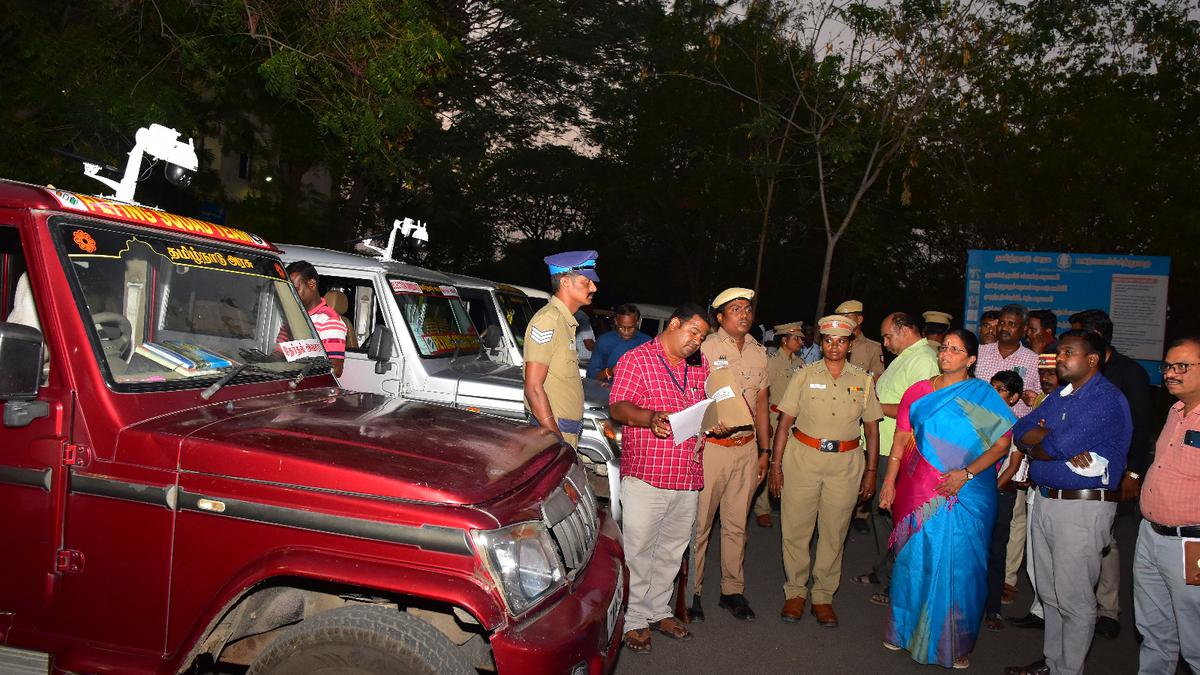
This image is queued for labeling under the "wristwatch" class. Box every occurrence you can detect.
[758,446,771,457]
[964,468,975,481]
[1126,470,1142,480]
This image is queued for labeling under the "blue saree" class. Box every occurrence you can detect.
[886,378,1017,667]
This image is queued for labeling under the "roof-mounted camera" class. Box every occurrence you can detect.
[70,124,198,204]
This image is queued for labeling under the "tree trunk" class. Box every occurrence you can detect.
[814,231,839,323]
[751,175,777,310]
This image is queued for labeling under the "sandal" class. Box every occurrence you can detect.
[953,656,970,669]
[851,572,881,585]
[882,641,902,651]
[623,628,652,653]
[651,616,692,641]
[985,614,1004,632]
[870,592,890,606]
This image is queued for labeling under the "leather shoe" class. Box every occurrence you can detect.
[756,513,773,528]
[1004,658,1049,675]
[811,603,838,627]
[780,596,806,623]
[1095,616,1121,640]
[1006,613,1044,629]
[687,594,705,623]
[718,593,756,621]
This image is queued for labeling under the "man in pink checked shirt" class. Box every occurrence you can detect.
[610,303,727,655]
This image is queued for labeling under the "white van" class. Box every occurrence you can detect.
[631,302,674,337]
[278,244,622,514]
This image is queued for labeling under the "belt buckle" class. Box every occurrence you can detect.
[819,439,838,453]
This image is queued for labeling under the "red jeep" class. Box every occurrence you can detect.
[0,180,625,674]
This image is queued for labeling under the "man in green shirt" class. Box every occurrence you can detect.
[852,311,939,602]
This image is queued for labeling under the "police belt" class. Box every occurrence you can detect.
[1037,486,1121,502]
[529,416,584,436]
[1148,521,1200,538]
[792,429,859,453]
[707,433,756,448]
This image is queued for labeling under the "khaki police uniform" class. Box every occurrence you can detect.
[777,359,883,604]
[849,335,885,379]
[523,295,583,447]
[753,348,805,517]
[694,326,768,597]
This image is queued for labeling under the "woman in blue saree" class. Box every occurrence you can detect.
[878,329,1017,669]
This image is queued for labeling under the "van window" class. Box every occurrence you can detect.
[0,225,50,382]
[496,290,534,350]
[55,219,320,389]
[388,277,479,358]
[314,274,382,352]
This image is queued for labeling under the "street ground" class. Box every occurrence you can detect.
[613,502,1149,675]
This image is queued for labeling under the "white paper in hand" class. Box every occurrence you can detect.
[668,398,714,446]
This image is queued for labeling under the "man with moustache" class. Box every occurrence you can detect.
[588,304,652,382]
[976,305,1041,418]
[1005,331,1131,675]
[980,310,1001,345]
[770,315,883,627]
[523,250,598,448]
[1134,335,1200,673]
[1026,310,1059,355]
[689,288,771,622]
[611,304,720,653]
[1068,309,1153,639]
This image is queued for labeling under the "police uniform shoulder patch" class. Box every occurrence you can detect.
[530,326,555,344]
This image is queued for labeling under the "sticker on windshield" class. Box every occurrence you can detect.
[390,279,422,294]
[438,285,460,298]
[279,339,324,362]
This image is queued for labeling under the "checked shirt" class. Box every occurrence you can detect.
[610,337,709,491]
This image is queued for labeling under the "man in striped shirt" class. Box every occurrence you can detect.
[286,260,347,376]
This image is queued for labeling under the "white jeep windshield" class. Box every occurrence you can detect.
[388,277,481,358]
[57,219,320,389]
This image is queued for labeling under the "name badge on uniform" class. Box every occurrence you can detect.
[809,383,826,389]
[714,357,729,369]
[568,340,577,351]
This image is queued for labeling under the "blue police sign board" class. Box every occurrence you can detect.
[964,250,1171,382]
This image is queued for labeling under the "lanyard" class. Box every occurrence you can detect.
[657,354,689,395]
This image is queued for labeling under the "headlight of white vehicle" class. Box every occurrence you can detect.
[596,418,621,451]
[473,522,566,615]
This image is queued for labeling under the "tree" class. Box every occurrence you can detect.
[688,0,1011,319]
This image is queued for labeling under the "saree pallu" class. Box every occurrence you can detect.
[886,378,1016,667]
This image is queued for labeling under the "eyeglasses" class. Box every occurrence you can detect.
[937,344,967,354]
[1158,361,1200,375]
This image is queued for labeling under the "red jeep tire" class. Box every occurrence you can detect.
[247,604,474,675]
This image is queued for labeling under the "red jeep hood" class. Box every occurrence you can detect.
[165,391,563,505]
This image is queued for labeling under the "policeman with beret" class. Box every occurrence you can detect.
[689,287,771,623]
[922,311,953,345]
[835,300,885,381]
[523,251,598,448]
[770,315,883,628]
[753,321,807,528]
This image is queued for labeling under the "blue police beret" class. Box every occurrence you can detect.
[544,250,599,282]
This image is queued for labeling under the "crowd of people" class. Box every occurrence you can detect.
[520,251,1199,675]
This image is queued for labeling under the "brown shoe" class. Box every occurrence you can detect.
[780,596,806,623]
[811,603,839,627]
[623,628,652,653]
[650,616,692,641]
[756,513,773,528]
[1001,583,1018,604]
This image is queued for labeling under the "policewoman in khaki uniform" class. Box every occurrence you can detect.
[753,321,807,528]
[689,287,771,623]
[769,315,882,628]
[522,250,598,448]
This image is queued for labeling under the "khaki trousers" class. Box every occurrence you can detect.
[752,413,780,517]
[621,477,698,631]
[780,438,864,604]
[693,439,758,596]
[1005,488,1028,586]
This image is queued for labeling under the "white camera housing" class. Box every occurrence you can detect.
[84,124,199,204]
[353,217,431,262]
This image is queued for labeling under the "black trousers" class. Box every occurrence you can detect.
[986,487,1019,616]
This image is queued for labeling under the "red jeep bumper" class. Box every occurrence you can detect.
[491,512,626,675]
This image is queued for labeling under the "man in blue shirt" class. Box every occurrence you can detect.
[1005,330,1131,675]
[587,304,652,382]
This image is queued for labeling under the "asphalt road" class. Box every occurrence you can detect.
[613,501,1147,675]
